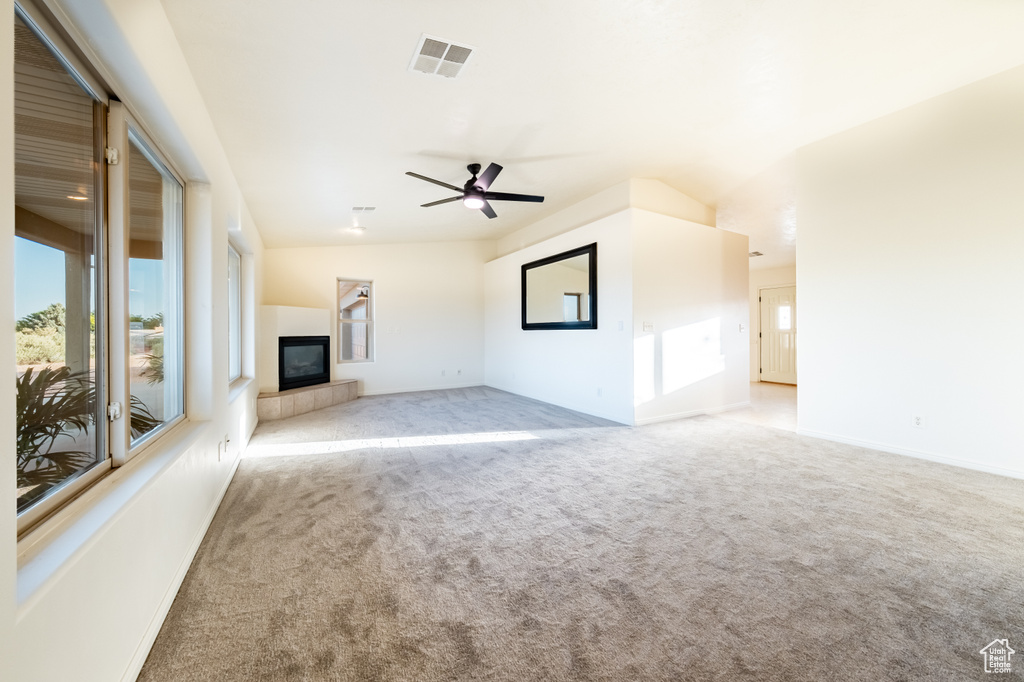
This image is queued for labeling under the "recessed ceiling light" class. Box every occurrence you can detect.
[347,226,366,234]
[67,195,88,201]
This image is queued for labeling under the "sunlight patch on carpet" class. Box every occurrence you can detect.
[245,430,540,458]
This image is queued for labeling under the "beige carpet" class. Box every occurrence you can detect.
[139,387,1024,681]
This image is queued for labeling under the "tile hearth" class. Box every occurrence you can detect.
[256,379,357,421]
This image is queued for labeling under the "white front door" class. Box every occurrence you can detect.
[759,285,797,384]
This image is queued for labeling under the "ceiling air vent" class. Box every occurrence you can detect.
[410,35,474,78]
[748,251,763,258]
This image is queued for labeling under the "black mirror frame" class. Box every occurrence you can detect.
[521,242,598,330]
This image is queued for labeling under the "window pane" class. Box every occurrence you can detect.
[338,280,372,362]
[128,137,183,445]
[340,322,371,361]
[778,305,792,331]
[228,246,241,382]
[14,15,103,513]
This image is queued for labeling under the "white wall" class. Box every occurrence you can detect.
[485,211,635,424]
[262,241,492,396]
[748,265,796,382]
[495,178,715,258]
[797,63,1024,478]
[3,1,265,680]
[487,181,746,427]
[495,181,631,258]
[632,210,749,424]
[630,178,716,228]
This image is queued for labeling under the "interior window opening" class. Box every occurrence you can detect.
[338,280,373,363]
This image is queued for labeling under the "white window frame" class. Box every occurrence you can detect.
[337,278,374,363]
[228,244,242,382]
[110,112,186,460]
[14,2,111,534]
[15,2,189,533]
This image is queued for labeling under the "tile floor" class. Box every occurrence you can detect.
[718,381,797,431]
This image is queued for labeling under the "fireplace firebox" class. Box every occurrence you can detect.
[278,336,330,391]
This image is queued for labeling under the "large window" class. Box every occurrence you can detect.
[14,4,186,529]
[14,9,105,515]
[338,279,373,362]
[125,134,184,447]
[228,245,242,382]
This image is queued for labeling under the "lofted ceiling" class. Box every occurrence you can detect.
[159,0,1024,264]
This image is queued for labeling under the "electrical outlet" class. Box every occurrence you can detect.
[457,369,462,376]
[597,387,603,397]
[912,415,926,429]
[441,369,446,376]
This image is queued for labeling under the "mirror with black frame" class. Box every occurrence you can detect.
[521,243,597,330]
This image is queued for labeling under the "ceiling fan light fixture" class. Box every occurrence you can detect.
[407,162,544,220]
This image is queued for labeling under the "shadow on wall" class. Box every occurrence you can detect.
[634,318,725,406]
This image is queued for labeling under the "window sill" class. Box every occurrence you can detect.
[228,376,253,404]
[16,419,208,612]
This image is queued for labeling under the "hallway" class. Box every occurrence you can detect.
[719,381,797,432]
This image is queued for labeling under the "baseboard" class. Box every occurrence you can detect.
[797,428,1024,481]
[120,453,242,682]
[634,401,751,426]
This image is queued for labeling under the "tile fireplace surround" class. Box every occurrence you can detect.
[256,379,358,421]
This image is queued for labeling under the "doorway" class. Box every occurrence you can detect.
[759,285,797,384]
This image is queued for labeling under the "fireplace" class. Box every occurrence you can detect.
[278,336,330,391]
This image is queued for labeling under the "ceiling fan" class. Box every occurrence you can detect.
[405,163,544,219]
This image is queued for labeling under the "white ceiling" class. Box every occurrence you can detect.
[160,0,1024,262]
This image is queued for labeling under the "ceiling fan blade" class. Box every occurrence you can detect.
[476,163,503,191]
[421,196,462,208]
[405,171,462,193]
[480,200,497,219]
[484,191,545,203]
